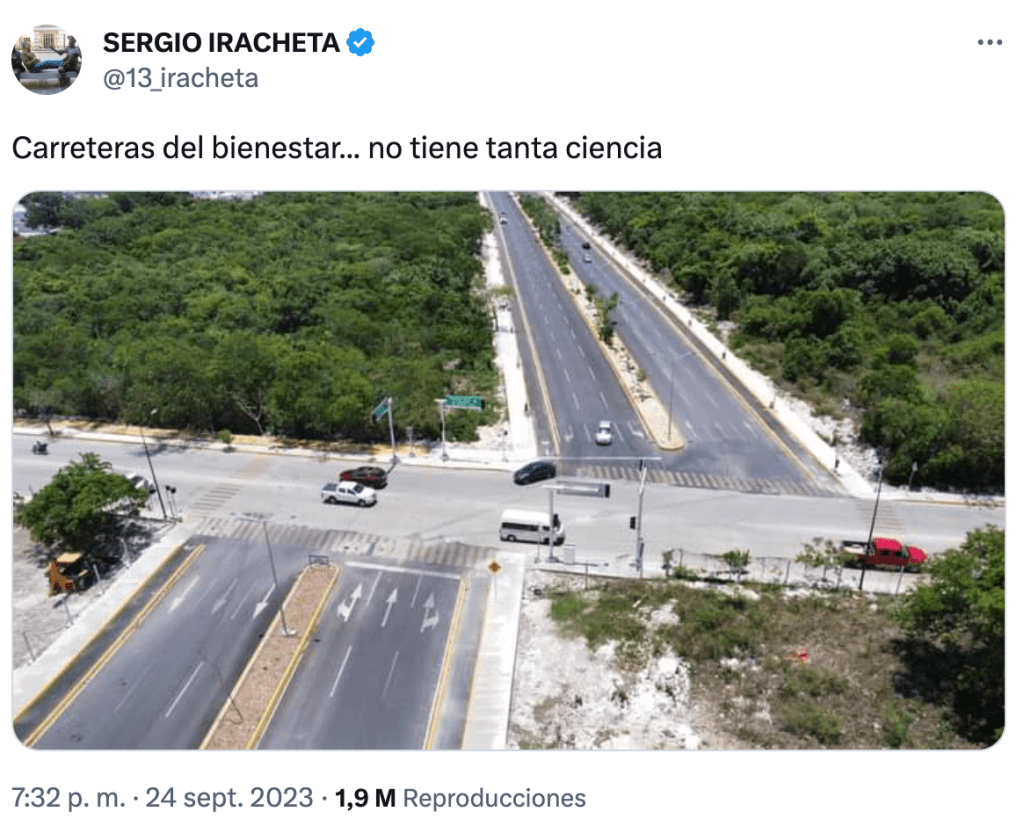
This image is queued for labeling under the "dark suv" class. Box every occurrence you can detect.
[339,466,389,489]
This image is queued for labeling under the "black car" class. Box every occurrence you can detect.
[513,460,557,486]
[339,466,388,489]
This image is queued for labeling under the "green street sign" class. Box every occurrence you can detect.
[445,394,484,411]
[371,399,390,422]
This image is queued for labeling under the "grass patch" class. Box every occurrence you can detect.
[540,574,988,749]
[781,701,844,745]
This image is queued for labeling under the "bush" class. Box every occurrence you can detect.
[781,701,844,745]
[780,664,848,699]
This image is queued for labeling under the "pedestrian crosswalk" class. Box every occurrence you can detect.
[190,517,495,571]
[558,460,842,497]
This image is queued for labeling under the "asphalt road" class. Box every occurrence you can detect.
[23,535,295,749]
[490,192,652,462]
[12,434,1003,564]
[490,192,840,495]
[12,431,1004,749]
[259,562,465,749]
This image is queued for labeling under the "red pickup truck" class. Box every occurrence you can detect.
[842,537,928,572]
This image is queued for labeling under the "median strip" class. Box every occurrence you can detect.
[200,562,338,750]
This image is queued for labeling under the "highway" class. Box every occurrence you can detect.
[489,192,649,461]
[10,193,1004,749]
[489,192,841,495]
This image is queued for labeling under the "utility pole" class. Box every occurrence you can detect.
[859,456,886,591]
[140,409,168,521]
[386,397,397,461]
[635,459,648,576]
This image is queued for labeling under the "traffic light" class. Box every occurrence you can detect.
[629,516,637,530]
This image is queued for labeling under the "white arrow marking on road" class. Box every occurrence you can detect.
[168,575,200,613]
[420,593,440,633]
[336,582,364,622]
[211,577,239,615]
[253,583,275,620]
[381,588,398,627]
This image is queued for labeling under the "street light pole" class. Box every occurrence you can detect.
[241,513,292,636]
[635,460,648,576]
[260,520,292,636]
[140,408,168,520]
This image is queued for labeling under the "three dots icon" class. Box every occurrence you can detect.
[978,39,1003,45]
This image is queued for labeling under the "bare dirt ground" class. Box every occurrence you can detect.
[12,527,99,669]
[505,566,981,751]
[507,568,704,750]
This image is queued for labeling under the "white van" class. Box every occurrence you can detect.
[499,508,565,545]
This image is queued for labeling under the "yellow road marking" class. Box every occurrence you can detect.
[21,543,207,747]
[245,564,340,749]
[422,576,469,749]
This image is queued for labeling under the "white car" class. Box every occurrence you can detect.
[595,421,613,446]
[124,473,156,494]
[321,480,377,506]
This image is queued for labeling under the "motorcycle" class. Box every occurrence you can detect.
[31,441,48,455]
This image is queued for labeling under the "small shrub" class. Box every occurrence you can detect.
[671,565,700,581]
[880,701,913,748]
[781,701,844,745]
[781,664,848,699]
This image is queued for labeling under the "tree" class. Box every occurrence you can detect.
[15,453,150,555]
[719,549,751,583]
[894,525,1004,744]
[20,193,65,229]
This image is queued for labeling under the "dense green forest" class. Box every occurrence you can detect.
[14,192,497,442]
[567,193,1004,492]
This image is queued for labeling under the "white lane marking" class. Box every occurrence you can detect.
[366,569,383,605]
[114,660,156,714]
[599,391,608,408]
[211,577,239,615]
[572,392,580,411]
[381,650,400,698]
[168,575,200,613]
[344,561,462,581]
[165,661,203,719]
[230,582,256,620]
[329,645,353,699]
[588,366,596,380]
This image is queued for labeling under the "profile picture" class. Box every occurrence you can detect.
[12,25,82,94]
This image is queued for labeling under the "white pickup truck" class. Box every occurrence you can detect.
[320,481,377,507]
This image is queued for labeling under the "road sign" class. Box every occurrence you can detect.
[445,394,484,411]
[549,481,610,498]
[371,398,390,423]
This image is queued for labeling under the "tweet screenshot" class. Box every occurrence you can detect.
[4,1,1016,823]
